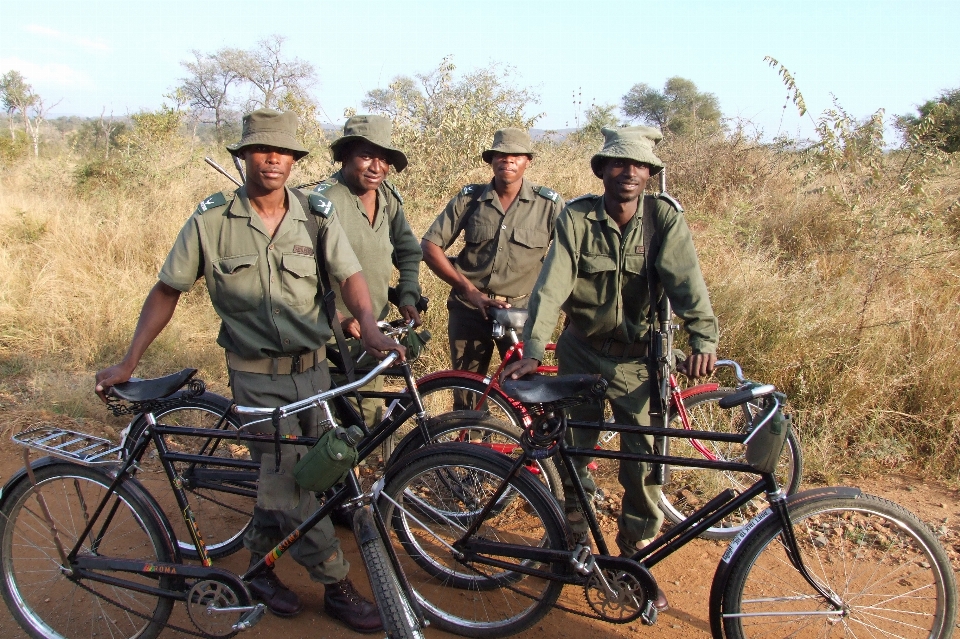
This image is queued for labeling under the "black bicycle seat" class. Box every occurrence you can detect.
[489,307,529,330]
[502,374,604,404]
[108,368,198,402]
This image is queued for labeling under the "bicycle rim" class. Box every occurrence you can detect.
[722,493,957,639]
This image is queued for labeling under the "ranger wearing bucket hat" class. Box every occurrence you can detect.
[305,115,422,427]
[502,125,718,613]
[422,127,563,408]
[95,108,401,633]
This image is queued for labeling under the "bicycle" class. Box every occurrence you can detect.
[375,373,956,638]
[0,352,426,639]
[406,306,803,539]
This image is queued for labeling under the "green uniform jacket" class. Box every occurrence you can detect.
[159,186,362,359]
[522,194,718,362]
[308,171,422,320]
[422,178,563,302]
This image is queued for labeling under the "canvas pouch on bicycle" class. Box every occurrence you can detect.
[745,404,791,474]
[292,425,363,493]
[400,328,431,360]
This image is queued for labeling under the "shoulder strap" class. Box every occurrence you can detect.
[643,195,668,432]
[292,189,357,383]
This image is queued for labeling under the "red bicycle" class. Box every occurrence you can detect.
[405,307,802,539]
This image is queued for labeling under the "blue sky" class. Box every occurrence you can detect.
[2,0,958,141]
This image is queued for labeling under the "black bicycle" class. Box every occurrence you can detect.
[375,373,957,639]
[114,320,564,561]
[0,353,428,639]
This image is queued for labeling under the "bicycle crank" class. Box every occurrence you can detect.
[187,578,264,637]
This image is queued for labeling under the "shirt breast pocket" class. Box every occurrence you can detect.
[212,254,262,314]
[281,253,319,308]
[464,222,498,245]
[511,227,550,250]
[575,253,617,306]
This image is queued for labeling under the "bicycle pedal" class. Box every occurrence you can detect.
[641,601,657,626]
[233,603,266,631]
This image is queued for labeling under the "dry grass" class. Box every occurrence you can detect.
[1,122,959,483]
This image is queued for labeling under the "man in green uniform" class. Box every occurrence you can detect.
[308,115,422,426]
[421,127,563,408]
[95,109,402,633]
[502,126,719,612]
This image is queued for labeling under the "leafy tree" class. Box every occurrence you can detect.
[217,35,315,111]
[178,50,238,142]
[621,76,722,136]
[897,88,960,153]
[1,71,37,140]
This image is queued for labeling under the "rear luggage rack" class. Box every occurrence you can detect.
[12,426,122,465]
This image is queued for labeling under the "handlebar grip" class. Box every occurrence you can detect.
[718,384,776,409]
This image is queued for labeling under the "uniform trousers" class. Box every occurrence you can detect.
[230,365,350,584]
[556,329,665,543]
[446,299,514,411]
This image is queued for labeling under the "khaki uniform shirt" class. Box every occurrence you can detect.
[159,186,362,359]
[422,178,563,303]
[522,194,718,362]
[309,171,422,320]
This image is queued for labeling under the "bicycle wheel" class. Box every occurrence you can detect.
[414,376,525,428]
[387,410,564,501]
[0,462,176,639]
[379,443,566,638]
[720,492,957,639]
[659,389,802,540]
[354,510,424,639]
[124,391,255,559]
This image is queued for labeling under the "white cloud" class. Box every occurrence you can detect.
[23,24,111,53]
[0,57,90,88]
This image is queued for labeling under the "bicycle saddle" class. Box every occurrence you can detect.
[107,368,198,402]
[489,307,528,330]
[502,374,605,404]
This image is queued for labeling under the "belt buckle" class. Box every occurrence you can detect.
[290,353,303,373]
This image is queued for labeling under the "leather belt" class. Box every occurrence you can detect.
[566,325,648,358]
[226,346,326,375]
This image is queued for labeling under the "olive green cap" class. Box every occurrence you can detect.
[482,127,535,163]
[330,115,408,172]
[590,126,664,178]
[226,109,309,160]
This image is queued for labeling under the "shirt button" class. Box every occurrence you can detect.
[284,339,290,345]
[274,309,280,315]
[501,225,506,229]
[498,247,502,251]
[268,244,275,250]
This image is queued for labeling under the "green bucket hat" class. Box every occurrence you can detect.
[330,115,408,172]
[482,127,534,163]
[590,126,664,178]
[226,109,309,160]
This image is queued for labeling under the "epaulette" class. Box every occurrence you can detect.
[461,184,482,197]
[194,191,230,215]
[534,186,560,203]
[383,180,404,205]
[566,193,598,205]
[312,178,338,194]
[656,192,684,213]
[307,193,335,218]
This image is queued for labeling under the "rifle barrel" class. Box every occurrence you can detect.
[204,157,243,187]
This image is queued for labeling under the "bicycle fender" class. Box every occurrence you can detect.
[708,486,863,639]
[352,505,379,545]
[677,383,721,401]
[415,369,491,385]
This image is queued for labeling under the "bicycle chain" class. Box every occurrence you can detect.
[73,575,215,638]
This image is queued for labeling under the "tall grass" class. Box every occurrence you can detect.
[0,108,958,483]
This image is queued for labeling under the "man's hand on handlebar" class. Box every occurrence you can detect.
[500,357,539,383]
[677,352,717,379]
[95,362,135,403]
[399,304,422,327]
[363,329,406,362]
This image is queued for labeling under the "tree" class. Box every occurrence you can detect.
[177,50,238,142]
[218,35,315,111]
[621,76,722,136]
[1,71,37,140]
[570,103,619,144]
[897,88,960,153]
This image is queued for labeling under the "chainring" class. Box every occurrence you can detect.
[584,568,648,623]
[186,579,243,637]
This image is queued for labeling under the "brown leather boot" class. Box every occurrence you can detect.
[616,535,669,612]
[324,578,383,633]
[246,564,303,617]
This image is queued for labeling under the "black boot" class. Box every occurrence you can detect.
[246,556,303,617]
[324,578,383,633]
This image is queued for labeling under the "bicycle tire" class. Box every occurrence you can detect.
[123,391,255,559]
[0,462,176,639]
[414,376,525,428]
[379,443,566,638]
[719,492,957,639]
[658,388,802,539]
[386,410,564,502]
[354,510,425,639]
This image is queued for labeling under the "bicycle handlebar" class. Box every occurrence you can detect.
[234,351,400,418]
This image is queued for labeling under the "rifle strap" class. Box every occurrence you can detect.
[293,189,357,384]
[642,196,666,428]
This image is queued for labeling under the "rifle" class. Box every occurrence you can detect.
[204,157,242,187]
